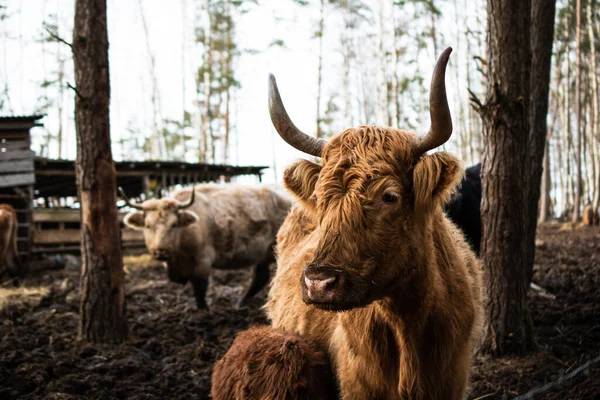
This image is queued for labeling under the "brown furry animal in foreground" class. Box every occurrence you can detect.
[211,325,337,400]
[265,47,484,399]
[0,204,24,285]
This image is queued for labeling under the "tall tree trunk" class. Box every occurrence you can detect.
[377,0,389,125]
[539,142,551,222]
[389,1,398,128]
[573,0,582,221]
[200,0,212,163]
[73,0,126,344]
[57,57,65,159]
[223,7,232,164]
[342,0,353,127]
[524,0,556,285]
[465,24,475,165]
[181,0,187,157]
[316,0,325,139]
[540,77,562,223]
[477,0,534,355]
[428,0,438,56]
[139,0,165,160]
[562,7,572,218]
[587,0,599,210]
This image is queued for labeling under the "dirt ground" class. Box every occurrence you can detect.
[0,224,598,400]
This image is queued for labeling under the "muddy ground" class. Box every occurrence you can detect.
[0,224,598,399]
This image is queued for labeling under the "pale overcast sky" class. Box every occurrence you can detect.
[1,0,475,184]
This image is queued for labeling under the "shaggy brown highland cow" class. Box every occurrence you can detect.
[211,325,337,400]
[264,47,484,399]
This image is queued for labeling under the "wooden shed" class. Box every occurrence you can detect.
[0,114,269,259]
[0,115,43,265]
[32,158,268,255]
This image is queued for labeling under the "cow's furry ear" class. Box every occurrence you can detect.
[178,210,199,227]
[413,152,464,210]
[283,160,321,209]
[123,211,145,230]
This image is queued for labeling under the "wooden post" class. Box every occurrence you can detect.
[73,0,126,343]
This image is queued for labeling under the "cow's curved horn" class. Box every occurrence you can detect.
[416,47,453,154]
[177,184,195,210]
[268,74,327,158]
[118,187,144,210]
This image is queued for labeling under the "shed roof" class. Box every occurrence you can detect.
[34,157,269,198]
[0,115,44,131]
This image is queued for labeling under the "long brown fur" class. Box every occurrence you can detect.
[0,204,24,285]
[266,126,484,399]
[211,325,338,400]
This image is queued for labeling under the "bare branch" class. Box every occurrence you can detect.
[468,88,484,114]
[45,28,72,48]
[67,82,85,100]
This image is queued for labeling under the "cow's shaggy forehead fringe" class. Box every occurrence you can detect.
[316,125,417,205]
[323,125,416,171]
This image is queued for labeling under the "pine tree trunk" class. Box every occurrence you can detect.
[316,0,325,139]
[478,0,534,355]
[573,0,582,221]
[563,6,572,218]
[539,142,551,223]
[464,23,475,165]
[587,0,599,210]
[181,0,187,157]
[378,0,389,125]
[200,0,212,162]
[139,0,165,160]
[73,0,126,344]
[524,0,556,285]
[389,1,398,128]
[57,58,64,159]
[540,77,561,223]
[428,0,438,56]
[342,0,352,127]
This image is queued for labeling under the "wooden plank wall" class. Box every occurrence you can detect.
[0,133,35,188]
[31,209,145,254]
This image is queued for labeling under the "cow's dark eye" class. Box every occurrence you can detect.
[382,193,398,204]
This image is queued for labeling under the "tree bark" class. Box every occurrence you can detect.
[524,0,556,285]
[139,0,165,160]
[316,0,325,139]
[538,142,551,223]
[73,0,126,343]
[477,0,534,355]
[573,0,582,221]
[377,0,389,125]
[200,0,212,162]
[389,0,398,128]
[587,0,599,211]
[342,0,353,127]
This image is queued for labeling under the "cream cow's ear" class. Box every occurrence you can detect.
[123,211,145,230]
[178,210,199,227]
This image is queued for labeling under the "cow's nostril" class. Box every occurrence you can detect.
[304,275,337,291]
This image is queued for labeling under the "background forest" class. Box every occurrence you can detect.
[0,0,598,219]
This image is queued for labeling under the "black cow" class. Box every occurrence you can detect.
[445,163,482,256]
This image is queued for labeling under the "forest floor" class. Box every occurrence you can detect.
[0,223,598,400]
